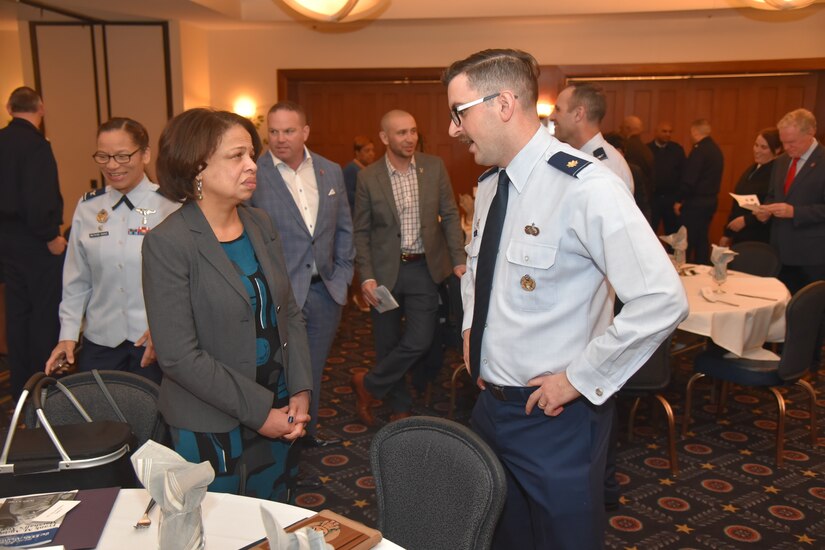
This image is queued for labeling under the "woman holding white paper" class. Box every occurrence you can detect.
[720,128,782,247]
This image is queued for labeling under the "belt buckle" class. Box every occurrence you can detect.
[401,252,413,263]
[488,384,507,401]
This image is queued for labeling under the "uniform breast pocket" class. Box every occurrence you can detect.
[504,240,558,311]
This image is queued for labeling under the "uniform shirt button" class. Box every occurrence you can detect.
[524,256,529,262]
[482,359,488,365]
[595,388,604,397]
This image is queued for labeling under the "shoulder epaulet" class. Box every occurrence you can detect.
[478,166,499,182]
[547,152,592,178]
[592,147,607,160]
[82,188,107,201]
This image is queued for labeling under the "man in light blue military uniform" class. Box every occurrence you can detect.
[443,49,688,549]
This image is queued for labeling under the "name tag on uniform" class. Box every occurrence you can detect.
[128,226,150,236]
[89,231,109,238]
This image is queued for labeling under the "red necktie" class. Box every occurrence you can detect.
[783,157,799,195]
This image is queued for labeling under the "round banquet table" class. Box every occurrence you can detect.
[677,265,791,360]
[95,488,403,549]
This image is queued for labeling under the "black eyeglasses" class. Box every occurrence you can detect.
[92,148,142,165]
[450,92,510,126]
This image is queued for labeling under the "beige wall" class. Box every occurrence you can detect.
[201,7,825,114]
[179,22,211,110]
[0,27,23,112]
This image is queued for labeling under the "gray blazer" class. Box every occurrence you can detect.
[766,144,825,266]
[251,150,354,309]
[142,202,312,433]
[353,152,466,288]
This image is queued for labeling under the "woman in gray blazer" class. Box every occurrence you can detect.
[142,108,312,502]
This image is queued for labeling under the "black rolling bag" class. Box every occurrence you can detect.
[0,372,137,497]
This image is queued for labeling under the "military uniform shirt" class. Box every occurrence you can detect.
[581,132,635,194]
[461,128,687,404]
[58,176,180,346]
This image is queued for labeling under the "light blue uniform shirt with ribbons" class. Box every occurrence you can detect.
[58,176,180,347]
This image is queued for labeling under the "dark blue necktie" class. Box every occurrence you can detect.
[469,169,510,381]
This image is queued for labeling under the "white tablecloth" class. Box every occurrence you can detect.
[96,488,403,549]
[678,265,790,360]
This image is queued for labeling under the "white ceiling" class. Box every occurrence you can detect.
[1,0,823,27]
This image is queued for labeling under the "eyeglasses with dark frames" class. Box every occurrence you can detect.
[450,92,519,126]
[92,148,142,165]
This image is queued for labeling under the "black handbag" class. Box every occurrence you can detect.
[0,372,137,497]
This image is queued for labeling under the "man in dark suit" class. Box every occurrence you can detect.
[0,87,66,397]
[251,101,354,447]
[648,121,686,234]
[756,108,825,294]
[674,119,724,264]
[351,109,465,424]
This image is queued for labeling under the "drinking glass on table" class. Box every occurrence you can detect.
[712,263,728,293]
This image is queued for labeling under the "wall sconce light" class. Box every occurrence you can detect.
[537,102,554,130]
[233,96,257,118]
[280,0,389,22]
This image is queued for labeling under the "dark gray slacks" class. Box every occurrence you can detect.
[365,259,439,413]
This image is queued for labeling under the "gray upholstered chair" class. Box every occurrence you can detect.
[619,334,678,475]
[370,416,506,550]
[730,241,781,277]
[23,370,166,448]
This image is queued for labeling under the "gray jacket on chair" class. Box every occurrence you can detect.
[142,201,312,433]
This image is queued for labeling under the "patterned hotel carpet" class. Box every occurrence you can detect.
[1,305,824,549]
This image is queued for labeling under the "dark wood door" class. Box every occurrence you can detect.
[295,80,486,197]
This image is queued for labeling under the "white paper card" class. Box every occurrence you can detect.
[31,500,81,523]
[729,193,761,211]
[373,285,400,313]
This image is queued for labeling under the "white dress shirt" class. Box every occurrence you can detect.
[461,128,688,405]
[581,132,635,194]
[59,176,179,346]
[271,147,319,236]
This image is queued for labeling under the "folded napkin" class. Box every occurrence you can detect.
[710,244,738,283]
[131,440,215,550]
[261,505,332,550]
[659,225,688,267]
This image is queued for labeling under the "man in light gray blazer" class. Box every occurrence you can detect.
[352,109,466,425]
[251,101,354,446]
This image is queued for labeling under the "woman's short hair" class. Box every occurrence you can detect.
[97,117,150,149]
[156,108,261,203]
[758,127,782,156]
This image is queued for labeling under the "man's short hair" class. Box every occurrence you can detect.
[568,82,606,124]
[267,100,308,125]
[7,86,42,114]
[353,135,372,153]
[691,118,712,137]
[441,49,540,108]
[777,108,817,135]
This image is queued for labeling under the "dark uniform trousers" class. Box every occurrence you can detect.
[471,386,613,550]
[1,226,63,397]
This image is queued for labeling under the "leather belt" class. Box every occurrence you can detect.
[485,383,531,402]
[310,274,323,284]
[400,252,425,263]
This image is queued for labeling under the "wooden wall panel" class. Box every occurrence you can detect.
[282,66,821,244]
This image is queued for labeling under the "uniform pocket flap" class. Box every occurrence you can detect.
[505,241,557,269]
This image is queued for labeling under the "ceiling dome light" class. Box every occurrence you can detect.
[280,0,388,22]
[749,0,817,9]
